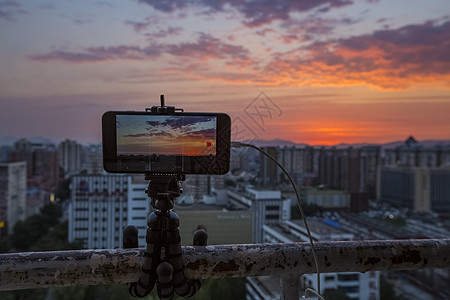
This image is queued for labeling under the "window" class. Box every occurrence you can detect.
[338,274,359,281]
[132,207,146,210]
[338,286,359,293]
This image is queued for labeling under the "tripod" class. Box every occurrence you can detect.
[123,174,202,299]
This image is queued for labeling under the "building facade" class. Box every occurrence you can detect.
[378,166,450,212]
[10,139,60,192]
[68,175,129,249]
[59,139,82,176]
[0,161,27,234]
[83,144,103,175]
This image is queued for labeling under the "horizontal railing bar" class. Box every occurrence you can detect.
[1,239,449,291]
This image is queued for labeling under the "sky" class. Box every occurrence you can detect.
[0,0,449,145]
[116,115,216,155]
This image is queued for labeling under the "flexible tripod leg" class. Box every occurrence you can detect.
[156,262,174,300]
[164,211,198,297]
[124,212,163,297]
[123,174,200,299]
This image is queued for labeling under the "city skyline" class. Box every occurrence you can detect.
[1,134,450,148]
[1,0,449,145]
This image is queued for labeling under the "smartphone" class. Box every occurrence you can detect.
[102,111,231,175]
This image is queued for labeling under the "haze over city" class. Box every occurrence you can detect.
[1,0,449,145]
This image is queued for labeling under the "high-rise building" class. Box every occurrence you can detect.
[0,161,27,234]
[277,146,305,186]
[10,139,33,178]
[228,187,290,243]
[10,139,60,192]
[59,139,82,176]
[68,175,129,249]
[383,136,450,169]
[83,144,103,175]
[378,166,450,212]
[0,145,12,162]
[259,147,279,187]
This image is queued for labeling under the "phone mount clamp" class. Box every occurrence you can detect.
[123,95,204,300]
[145,94,184,114]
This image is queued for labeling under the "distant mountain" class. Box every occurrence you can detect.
[248,138,450,149]
[252,139,308,147]
[333,142,376,149]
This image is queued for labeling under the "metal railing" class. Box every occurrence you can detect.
[1,239,449,299]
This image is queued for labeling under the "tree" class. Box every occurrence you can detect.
[11,214,51,251]
[10,203,63,251]
[30,221,81,252]
[55,178,71,201]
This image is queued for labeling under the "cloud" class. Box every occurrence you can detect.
[29,45,162,62]
[95,1,114,8]
[124,131,174,138]
[0,0,27,21]
[280,16,362,41]
[156,19,450,90]
[165,33,250,61]
[186,128,216,139]
[125,20,152,33]
[145,26,183,38]
[73,18,92,25]
[148,116,215,129]
[138,0,187,13]
[262,20,450,89]
[37,4,55,10]
[30,33,249,64]
[138,0,354,27]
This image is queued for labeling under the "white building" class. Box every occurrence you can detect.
[227,187,291,243]
[68,174,151,249]
[68,175,130,249]
[0,161,27,234]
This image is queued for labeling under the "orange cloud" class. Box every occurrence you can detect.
[260,20,450,90]
[183,20,450,90]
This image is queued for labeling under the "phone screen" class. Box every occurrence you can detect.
[116,115,217,157]
[102,111,230,174]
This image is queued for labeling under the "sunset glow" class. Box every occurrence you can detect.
[0,0,449,145]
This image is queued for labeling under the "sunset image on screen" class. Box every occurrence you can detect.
[116,115,216,156]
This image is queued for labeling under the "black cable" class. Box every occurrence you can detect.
[231,142,322,296]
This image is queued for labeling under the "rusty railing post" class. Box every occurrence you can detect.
[280,273,300,300]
